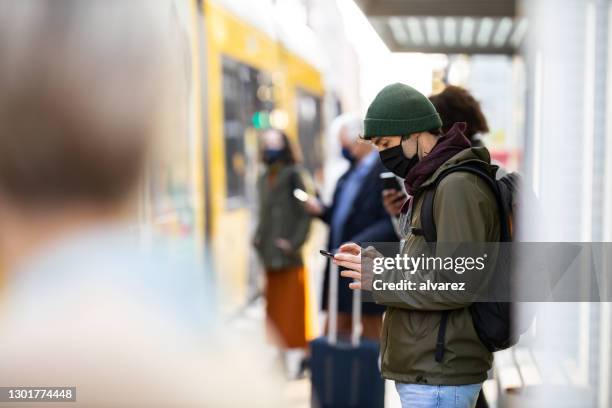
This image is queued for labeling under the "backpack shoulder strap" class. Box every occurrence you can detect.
[418,161,510,242]
[434,310,450,362]
[418,188,437,243]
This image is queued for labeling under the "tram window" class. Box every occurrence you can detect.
[297,90,322,175]
[222,57,273,207]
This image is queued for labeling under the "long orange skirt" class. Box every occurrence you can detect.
[265,266,308,349]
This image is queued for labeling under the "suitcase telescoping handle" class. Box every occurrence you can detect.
[327,260,363,346]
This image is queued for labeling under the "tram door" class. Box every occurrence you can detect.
[221,56,273,305]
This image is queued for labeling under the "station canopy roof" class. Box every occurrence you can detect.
[354,0,526,55]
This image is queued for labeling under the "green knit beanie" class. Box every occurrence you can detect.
[363,83,442,138]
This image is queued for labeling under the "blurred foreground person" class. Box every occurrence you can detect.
[253,129,313,376]
[0,1,282,406]
[334,83,501,408]
[304,114,396,339]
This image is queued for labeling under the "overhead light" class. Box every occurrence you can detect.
[406,17,424,46]
[424,17,440,46]
[460,17,475,47]
[492,17,513,47]
[389,17,409,44]
[510,17,528,49]
[476,17,494,47]
[443,17,457,47]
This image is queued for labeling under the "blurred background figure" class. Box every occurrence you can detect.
[0,1,282,406]
[429,85,490,147]
[253,128,313,378]
[304,114,397,340]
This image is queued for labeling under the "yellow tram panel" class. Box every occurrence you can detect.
[204,0,325,313]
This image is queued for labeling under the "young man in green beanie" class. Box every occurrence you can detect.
[332,83,500,408]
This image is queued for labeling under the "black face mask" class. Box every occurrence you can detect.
[263,148,284,164]
[379,141,418,178]
[341,147,356,164]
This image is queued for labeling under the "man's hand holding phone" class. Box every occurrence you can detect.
[304,197,324,216]
[379,172,406,217]
[332,243,373,291]
[293,188,323,216]
[382,189,407,217]
[320,244,375,290]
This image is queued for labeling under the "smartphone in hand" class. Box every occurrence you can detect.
[319,249,335,259]
[293,188,309,202]
[380,172,401,191]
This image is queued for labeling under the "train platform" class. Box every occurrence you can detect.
[0,0,610,407]
[228,295,406,408]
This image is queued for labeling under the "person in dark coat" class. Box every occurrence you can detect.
[304,114,398,339]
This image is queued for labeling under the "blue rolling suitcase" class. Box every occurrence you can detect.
[310,263,385,408]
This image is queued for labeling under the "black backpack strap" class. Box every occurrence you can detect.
[418,188,437,243]
[418,162,510,243]
[435,310,450,362]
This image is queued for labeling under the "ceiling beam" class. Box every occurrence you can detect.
[385,44,515,55]
[355,0,517,18]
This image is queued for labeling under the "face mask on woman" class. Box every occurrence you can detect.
[263,148,284,164]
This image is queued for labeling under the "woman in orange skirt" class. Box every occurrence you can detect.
[253,129,313,366]
[264,265,307,349]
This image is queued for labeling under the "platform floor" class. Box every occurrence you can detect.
[229,297,402,407]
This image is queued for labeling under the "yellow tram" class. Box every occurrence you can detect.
[145,0,326,322]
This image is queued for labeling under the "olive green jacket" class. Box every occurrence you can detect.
[253,164,312,270]
[372,147,500,385]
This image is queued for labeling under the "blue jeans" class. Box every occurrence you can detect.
[395,383,481,408]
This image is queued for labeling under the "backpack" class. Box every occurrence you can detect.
[414,161,529,358]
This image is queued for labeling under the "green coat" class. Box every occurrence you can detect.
[372,147,500,385]
[253,164,312,270]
